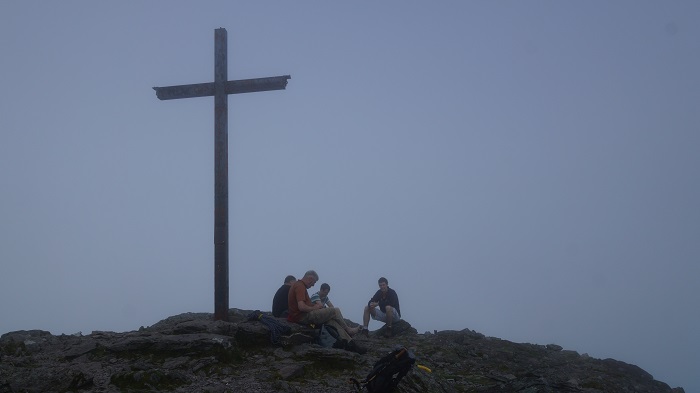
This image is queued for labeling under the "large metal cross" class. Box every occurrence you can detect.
[153,28,290,321]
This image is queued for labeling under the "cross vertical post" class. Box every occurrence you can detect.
[153,28,290,321]
[213,28,229,321]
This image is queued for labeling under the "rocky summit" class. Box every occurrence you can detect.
[0,309,685,393]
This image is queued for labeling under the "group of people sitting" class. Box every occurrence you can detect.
[271,270,401,352]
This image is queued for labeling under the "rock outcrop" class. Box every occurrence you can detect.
[0,309,685,392]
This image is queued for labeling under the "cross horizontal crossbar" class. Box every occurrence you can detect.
[153,75,291,100]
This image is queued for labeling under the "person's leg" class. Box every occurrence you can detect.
[330,308,358,336]
[325,319,367,353]
[391,307,401,322]
[383,306,395,337]
[304,308,357,336]
[385,305,394,327]
[302,308,335,325]
[325,319,352,341]
[372,308,387,323]
[363,305,371,328]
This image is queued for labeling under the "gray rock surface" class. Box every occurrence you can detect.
[0,309,685,392]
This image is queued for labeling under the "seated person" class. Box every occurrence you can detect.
[310,283,334,308]
[288,270,364,353]
[272,275,296,317]
[362,276,401,337]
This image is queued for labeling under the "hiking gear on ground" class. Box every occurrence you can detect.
[417,364,432,373]
[247,310,291,345]
[351,346,415,392]
[317,323,340,348]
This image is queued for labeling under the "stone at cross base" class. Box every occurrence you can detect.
[371,319,416,337]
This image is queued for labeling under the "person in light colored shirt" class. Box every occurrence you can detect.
[310,283,334,308]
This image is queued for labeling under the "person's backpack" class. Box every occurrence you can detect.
[246,310,291,345]
[351,346,415,392]
[317,323,340,348]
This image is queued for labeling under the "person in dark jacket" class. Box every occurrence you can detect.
[272,275,296,317]
[362,277,401,337]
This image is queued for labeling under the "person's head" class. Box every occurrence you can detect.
[378,277,389,292]
[319,283,330,297]
[283,275,296,285]
[300,270,319,288]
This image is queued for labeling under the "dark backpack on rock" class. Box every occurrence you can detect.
[317,323,340,348]
[352,346,415,392]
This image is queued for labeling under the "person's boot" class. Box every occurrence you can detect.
[333,339,348,350]
[359,325,369,338]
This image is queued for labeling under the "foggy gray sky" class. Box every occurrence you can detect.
[1,2,698,391]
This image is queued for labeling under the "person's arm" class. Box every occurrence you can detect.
[291,284,321,313]
[310,293,321,306]
[368,290,380,307]
[326,299,334,308]
[390,290,400,314]
[298,300,322,312]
